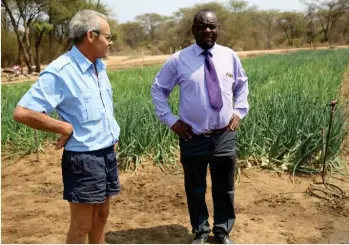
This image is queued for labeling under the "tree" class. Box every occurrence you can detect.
[1,28,18,66]
[278,12,306,46]
[45,0,110,59]
[257,10,280,49]
[228,0,249,12]
[2,0,48,73]
[120,21,146,49]
[225,0,258,50]
[303,0,349,42]
[1,4,10,30]
[1,0,112,71]
[340,11,349,40]
[3,0,349,62]
[33,21,52,72]
[135,13,167,43]
[167,7,196,49]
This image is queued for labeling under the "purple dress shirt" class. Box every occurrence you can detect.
[151,43,249,134]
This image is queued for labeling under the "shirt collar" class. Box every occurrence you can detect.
[193,42,218,57]
[95,58,106,71]
[70,45,106,73]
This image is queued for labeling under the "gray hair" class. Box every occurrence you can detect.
[69,10,108,43]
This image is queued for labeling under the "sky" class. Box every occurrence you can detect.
[102,0,306,23]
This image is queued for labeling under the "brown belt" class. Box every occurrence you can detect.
[198,126,230,137]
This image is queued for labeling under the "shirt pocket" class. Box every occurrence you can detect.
[76,93,101,123]
[220,73,234,96]
[100,87,114,113]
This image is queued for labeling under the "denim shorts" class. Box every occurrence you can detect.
[61,145,121,203]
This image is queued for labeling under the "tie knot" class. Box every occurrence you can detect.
[202,50,211,58]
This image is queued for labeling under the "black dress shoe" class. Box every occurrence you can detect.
[214,235,235,244]
[192,234,208,244]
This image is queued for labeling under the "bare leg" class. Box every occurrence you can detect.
[88,198,110,244]
[66,202,94,244]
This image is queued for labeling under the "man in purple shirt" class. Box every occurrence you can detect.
[151,9,249,244]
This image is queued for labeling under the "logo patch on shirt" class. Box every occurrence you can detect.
[226,72,234,79]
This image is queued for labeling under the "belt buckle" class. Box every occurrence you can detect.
[203,131,213,137]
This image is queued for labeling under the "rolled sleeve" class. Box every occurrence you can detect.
[17,72,64,114]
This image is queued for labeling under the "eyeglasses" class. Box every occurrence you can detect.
[194,23,218,31]
[92,30,113,42]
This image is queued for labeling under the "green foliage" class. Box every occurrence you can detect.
[135,13,168,42]
[33,22,53,33]
[2,50,349,173]
[3,0,349,60]
[1,29,18,67]
[120,21,148,49]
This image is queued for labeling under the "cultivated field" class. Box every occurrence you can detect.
[3,45,349,84]
[2,49,349,243]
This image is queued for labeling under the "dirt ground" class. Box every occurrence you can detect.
[1,47,349,244]
[1,147,349,244]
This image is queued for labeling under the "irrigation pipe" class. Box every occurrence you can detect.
[307,100,349,200]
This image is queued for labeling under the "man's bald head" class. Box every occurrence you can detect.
[192,9,219,50]
[193,9,218,25]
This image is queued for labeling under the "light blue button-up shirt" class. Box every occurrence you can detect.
[18,46,120,151]
[151,43,249,134]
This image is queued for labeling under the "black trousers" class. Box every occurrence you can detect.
[180,130,237,238]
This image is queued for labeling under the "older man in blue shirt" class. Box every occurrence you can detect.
[13,10,119,244]
[151,9,249,244]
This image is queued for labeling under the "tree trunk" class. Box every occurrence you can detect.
[342,14,349,37]
[2,8,8,31]
[48,0,54,61]
[19,34,32,73]
[324,25,330,42]
[283,27,292,46]
[17,42,24,65]
[267,25,271,49]
[21,31,34,74]
[3,0,34,74]
[35,47,41,73]
[24,28,34,73]
[35,31,45,73]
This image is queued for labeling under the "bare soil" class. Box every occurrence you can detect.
[1,147,349,244]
